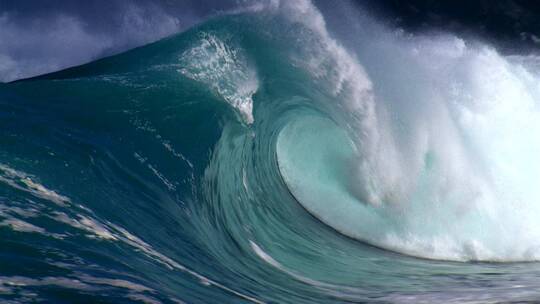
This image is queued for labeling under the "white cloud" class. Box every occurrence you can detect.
[0,3,183,82]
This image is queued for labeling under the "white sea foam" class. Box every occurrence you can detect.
[0,218,45,234]
[179,33,258,124]
[0,164,70,206]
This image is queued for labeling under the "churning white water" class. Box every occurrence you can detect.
[274,0,540,261]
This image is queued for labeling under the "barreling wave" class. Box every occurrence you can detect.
[2,0,540,303]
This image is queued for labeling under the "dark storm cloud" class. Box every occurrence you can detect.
[358,0,540,53]
[0,0,238,82]
[3,0,538,83]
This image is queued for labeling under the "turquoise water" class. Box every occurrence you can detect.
[2,2,540,303]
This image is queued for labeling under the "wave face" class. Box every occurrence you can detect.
[2,0,540,302]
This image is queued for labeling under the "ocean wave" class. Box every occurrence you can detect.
[2,0,540,303]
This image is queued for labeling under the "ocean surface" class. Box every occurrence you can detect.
[2,1,540,303]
